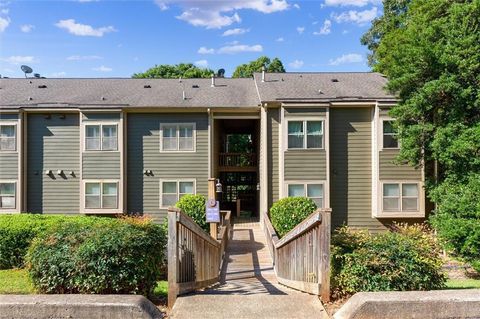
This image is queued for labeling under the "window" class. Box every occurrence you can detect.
[383,182,419,212]
[287,121,323,149]
[0,182,15,209]
[0,125,16,151]
[85,124,117,151]
[85,181,118,209]
[161,123,195,152]
[383,120,398,149]
[287,182,324,208]
[160,180,195,207]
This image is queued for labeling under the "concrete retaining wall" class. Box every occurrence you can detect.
[334,289,480,319]
[0,295,163,319]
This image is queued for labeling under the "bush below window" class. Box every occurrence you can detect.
[269,197,317,237]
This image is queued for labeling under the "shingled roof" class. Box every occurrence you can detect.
[0,72,395,109]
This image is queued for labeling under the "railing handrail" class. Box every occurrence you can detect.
[169,207,220,248]
[219,152,256,155]
[275,209,325,248]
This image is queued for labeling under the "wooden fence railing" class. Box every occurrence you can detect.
[262,208,331,301]
[219,152,256,168]
[167,207,231,308]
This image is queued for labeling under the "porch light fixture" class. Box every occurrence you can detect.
[45,170,52,176]
[216,179,223,193]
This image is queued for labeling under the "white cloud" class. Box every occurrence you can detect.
[332,7,378,26]
[20,24,34,33]
[217,43,263,54]
[194,59,208,68]
[51,71,67,77]
[324,0,380,7]
[2,55,36,65]
[293,3,300,9]
[55,19,116,37]
[1,8,8,14]
[156,0,290,29]
[67,55,102,61]
[288,59,304,69]
[313,19,331,35]
[276,37,284,42]
[92,65,112,72]
[0,16,9,32]
[198,47,215,54]
[329,53,363,65]
[222,28,249,36]
[296,26,305,34]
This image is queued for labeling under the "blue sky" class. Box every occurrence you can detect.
[0,0,381,78]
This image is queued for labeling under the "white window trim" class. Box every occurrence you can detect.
[83,122,119,152]
[284,180,326,208]
[285,118,325,151]
[0,180,16,212]
[82,179,119,214]
[159,123,196,153]
[381,119,400,150]
[380,181,423,216]
[0,122,17,153]
[159,179,196,209]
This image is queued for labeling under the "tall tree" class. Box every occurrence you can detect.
[232,56,285,78]
[132,63,214,78]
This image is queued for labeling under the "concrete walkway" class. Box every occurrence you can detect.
[170,218,328,319]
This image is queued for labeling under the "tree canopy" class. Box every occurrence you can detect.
[132,63,214,79]
[232,56,285,78]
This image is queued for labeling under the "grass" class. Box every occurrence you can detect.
[446,278,480,289]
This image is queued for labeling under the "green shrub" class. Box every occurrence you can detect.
[26,216,166,295]
[175,194,208,232]
[269,197,317,237]
[331,224,446,297]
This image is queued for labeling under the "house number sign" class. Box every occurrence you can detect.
[206,199,220,223]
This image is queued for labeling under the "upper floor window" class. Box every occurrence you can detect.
[288,120,324,150]
[160,123,195,152]
[160,180,195,208]
[85,181,118,209]
[287,182,324,208]
[0,182,15,209]
[85,124,117,151]
[383,120,398,149]
[0,125,16,151]
[383,182,419,212]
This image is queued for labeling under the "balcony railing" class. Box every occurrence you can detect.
[219,153,256,168]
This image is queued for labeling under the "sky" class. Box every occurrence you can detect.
[0,0,382,78]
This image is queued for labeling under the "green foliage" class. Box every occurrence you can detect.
[26,217,166,295]
[232,56,285,78]
[175,194,208,232]
[331,224,446,297]
[132,63,214,78]
[269,197,317,237]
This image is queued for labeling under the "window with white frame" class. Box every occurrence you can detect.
[0,182,15,209]
[382,182,419,212]
[0,125,16,151]
[160,123,195,152]
[287,182,324,208]
[287,120,323,149]
[382,120,399,149]
[85,124,118,151]
[160,180,195,207]
[85,181,118,209]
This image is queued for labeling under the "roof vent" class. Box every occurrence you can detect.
[144,85,151,88]
[331,78,339,82]
[38,85,47,88]
[28,97,33,101]
[318,89,324,94]
[101,96,106,101]
[261,66,266,82]
[192,85,199,88]
[211,73,215,87]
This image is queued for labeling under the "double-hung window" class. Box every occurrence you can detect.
[0,182,15,209]
[287,120,323,149]
[382,182,419,212]
[85,181,118,209]
[382,120,398,149]
[161,123,195,152]
[160,180,195,208]
[0,125,16,151]
[287,182,324,208]
[85,124,118,151]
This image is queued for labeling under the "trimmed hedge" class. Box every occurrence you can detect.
[269,197,317,237]
[175,194,208,232]
[26,216,166,295]
[331,224,446,297]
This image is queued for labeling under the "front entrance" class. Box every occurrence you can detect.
[213,119,260,217]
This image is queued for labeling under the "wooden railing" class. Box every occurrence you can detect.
[262,208,331,301]
[167,207,232,308]
[219,152,256,167]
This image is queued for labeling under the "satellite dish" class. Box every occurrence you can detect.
[217,68,225,78]
[21,65,33,78]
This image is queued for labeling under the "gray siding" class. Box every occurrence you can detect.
[267,108,279,208]
[82,152,121,179]
[379,150,422,180]
[127,113,208,221]
[284,150,327,180]
[284,107,327,117]
[0,153,18,179]
[330,108,385,231]
[82,112,121,121]
[27,113,80,214]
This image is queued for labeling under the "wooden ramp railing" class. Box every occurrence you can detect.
[167,207,231,308]
[262,208,331,301]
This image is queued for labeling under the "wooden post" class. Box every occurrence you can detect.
[208,178,218,239]
[319,208,331,302]
[167,209,179,309]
